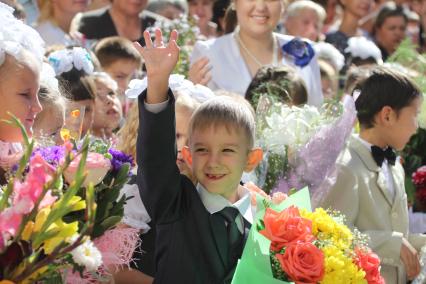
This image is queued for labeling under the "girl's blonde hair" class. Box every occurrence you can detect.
[117,102,139,161]
[117,93,199,162]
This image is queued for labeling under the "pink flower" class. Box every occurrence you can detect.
[64,152,111,187]
[354,247,385,284]
[13,154,56,212]
[0,208,23,239]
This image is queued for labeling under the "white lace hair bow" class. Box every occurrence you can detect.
[0,3,45,67]
[48,47,94,76]
[125,74,215,103]
[40,62,59,93]
[314,42,345,72]
[345,37,383,64]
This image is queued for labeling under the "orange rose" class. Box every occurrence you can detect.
[260,206,314,251]
[277,242,324,284]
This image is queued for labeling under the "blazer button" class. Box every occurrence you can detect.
[392,212,398,218]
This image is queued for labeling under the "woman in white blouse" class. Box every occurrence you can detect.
[189,0,323,106]
[34,0,88,47]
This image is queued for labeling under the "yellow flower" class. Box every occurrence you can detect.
[34,207,51,232]
[301,208,353,250]
[320,245,367,284]
[52,196,86,212]
[21,221,34,241]
[43,220,79,254]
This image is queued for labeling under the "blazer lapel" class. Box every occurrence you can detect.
[376,170,393,206]
[390,164,404,209]
[209,214,228,269]
[349,136,393,206]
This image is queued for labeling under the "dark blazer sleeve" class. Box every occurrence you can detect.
[136,90,184,224]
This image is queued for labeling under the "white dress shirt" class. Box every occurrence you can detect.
[190,32,324,107]
[356,135,396,202]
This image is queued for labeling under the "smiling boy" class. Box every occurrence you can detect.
[135,29,262,283]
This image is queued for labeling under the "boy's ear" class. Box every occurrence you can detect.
[181,146,193,167]
[244,148,263,172]
[379,106,396,125]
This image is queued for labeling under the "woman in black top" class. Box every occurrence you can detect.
[77,0,158,45]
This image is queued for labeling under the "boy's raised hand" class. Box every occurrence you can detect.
[134,29,180,104]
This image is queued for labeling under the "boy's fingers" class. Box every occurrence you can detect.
[143,30,153,49]
[169,29,178,43]
[154,29,163,47]
[133,42,144,55]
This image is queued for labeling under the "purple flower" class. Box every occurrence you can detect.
[108,148,134,173]
[32,146,65,167]
[281,38,315,67]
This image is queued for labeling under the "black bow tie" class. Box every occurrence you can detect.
[371,146,396,167]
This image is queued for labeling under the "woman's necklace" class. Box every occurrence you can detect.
[235,27,279,67]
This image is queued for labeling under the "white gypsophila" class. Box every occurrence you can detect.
[72,47,94,75]
[345,37,383,63]
[314,42,345,71]
[0,3,45,66]
[40,62,59,93]
[70,237,103,271]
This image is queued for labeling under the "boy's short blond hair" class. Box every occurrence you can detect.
[189,96,255,149]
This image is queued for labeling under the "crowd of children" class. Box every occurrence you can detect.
[1,0,426,283]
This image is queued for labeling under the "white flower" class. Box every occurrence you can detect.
[345,37,383,63]
[314,42,345,71]
[70,237,103,271]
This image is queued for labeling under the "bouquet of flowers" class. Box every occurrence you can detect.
[255,95,356,207]
[232,188,384,284]
[35,139,138,283]
[147,15,200,76]
[0,115,138,283]
[0,116,98,283]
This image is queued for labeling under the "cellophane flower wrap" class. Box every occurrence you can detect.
[255,95,356,207]
[232,188,384,284]
[0,116,98,283]
[147,15,200,76]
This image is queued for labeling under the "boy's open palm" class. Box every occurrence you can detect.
[135,29,180,78]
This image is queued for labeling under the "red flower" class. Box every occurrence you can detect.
[354,247,385,284]
[260,206,314,252]
[276,242,324,284]
[413,166,426,190]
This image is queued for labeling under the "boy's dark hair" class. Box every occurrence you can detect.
[354,66,420,128]
[245,66,308,109]
[94,36,142,68]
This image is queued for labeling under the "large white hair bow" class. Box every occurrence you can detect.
[0,3,45,67]
[48,47,94,76]
[125,74,215,103]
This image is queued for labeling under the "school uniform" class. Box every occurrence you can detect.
[136,90,253,284]
[320,135,426,284]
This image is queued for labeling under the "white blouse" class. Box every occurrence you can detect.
[191,32,324,107]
